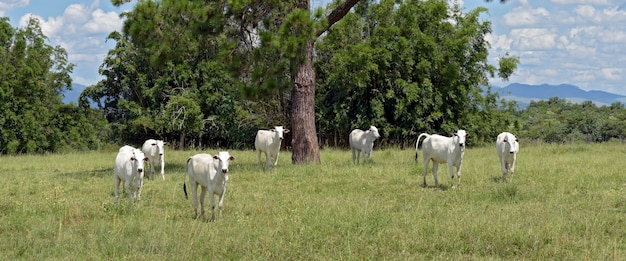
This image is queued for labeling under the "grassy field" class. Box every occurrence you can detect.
[1,143,625,259]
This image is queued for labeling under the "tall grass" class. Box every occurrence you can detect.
[0,143,624,259]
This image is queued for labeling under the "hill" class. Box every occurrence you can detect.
[487,83,626,108]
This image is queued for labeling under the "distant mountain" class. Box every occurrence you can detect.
[62,83,87,104]
[487,83,626,108]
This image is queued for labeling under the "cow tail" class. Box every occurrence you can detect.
[183,157,191,199]
[415,133,429,162]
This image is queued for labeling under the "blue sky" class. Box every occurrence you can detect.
[2,0,626,95]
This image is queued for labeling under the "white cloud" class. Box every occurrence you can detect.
[575,5,596,18]
[485,33,512,52]
[63,3,90,24]
[600,68,623,81]
[0,0,29,16]
[510,28,558,50]
[503,5,550,27]
[82,9,123,34]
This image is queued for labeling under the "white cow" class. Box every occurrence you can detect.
[141,139,166,180]
[349,126,381,164]
[114,145,148,205]
[255,126,289,167]
[183,151,235,221]
[496,132,519,181]
[415,130,468,188]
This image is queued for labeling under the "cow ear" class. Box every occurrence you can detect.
[515,138,519,142]
[143,157,149,162]
[229,156,235,161]
[151,143,156,146]
[283,129,290,133]
[130,157,136,161]
[213,155,219,160]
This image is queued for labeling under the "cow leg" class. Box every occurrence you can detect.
[191,182,199,219]
[150,160,156,180]
[210,192,218,222]
[273,151,280,166]
[432,162,440,187]
[160,158,165,180]
[125,180,132,199]
[422,159,429,187]
[453,164,462,188]
[265,151,272,167]
[509,162,515,181]
[136,178,143,206]
[217,190,226,220]
[114,176,120,205]
[200,186,208,221]
[501,160,508,181]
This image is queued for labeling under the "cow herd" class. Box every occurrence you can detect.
[113,126,520,221]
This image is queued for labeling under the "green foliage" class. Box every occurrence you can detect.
[85,1,262,148]
[0,17,103,154]
[315,0,519,147]
[518,97,626,143]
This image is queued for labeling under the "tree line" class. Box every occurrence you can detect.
[1,0,624,155]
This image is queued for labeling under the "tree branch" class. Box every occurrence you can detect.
[316,0,362,37]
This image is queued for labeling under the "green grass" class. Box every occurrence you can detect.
[1,143,625,259]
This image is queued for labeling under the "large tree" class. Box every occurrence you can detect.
[230,0,363,163]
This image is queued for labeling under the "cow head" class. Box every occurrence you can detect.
[503,135,519,154]
[130,150,149,175]
[151,140,166,159]
[272,126,290,140]
[213,151,235,176]
[369,126,381,139]
[454,130,468,149]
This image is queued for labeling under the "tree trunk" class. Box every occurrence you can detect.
[291,39,320,164]
[289,0,362,164]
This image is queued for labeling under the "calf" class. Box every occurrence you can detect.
[255,126,289,167]
[114,145,149,205]
[141,139,166,180]
[496,132,519,181]
[349,126,381,164]
[415,130,468,188]
[184,151,235,221]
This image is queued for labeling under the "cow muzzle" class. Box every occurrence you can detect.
[222,169,229,173]
[138,169,143,173]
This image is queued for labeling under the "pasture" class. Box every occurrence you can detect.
[1,143,625,259]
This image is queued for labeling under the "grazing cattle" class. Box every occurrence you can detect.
[183,151,235,221]
[496,132,519,181]
[255,126,289,167]
[415,130,468,188]
[349,126,381,164]
[114,145,149,205]
[141,139,166,180]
